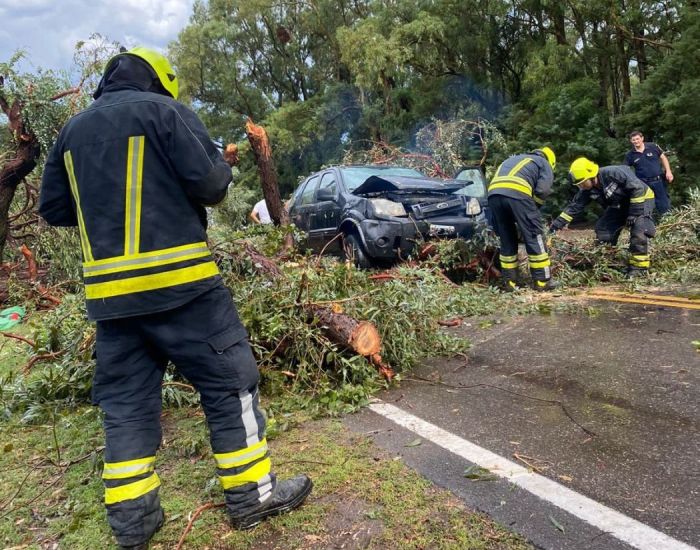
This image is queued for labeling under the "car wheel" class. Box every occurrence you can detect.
[343,233,372,268]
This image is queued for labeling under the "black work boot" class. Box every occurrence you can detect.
[533,279,559,292]
[118,508,164,550]
[626,267,648,279]
[230,475,313,530]
[500,268,520,293]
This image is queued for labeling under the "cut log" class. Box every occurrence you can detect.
[234,243,394,380]
[306,305,381,357]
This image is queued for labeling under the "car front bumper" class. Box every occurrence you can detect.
[359,215,481,259]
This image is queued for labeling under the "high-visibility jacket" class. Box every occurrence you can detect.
[551,165,654,229]
[39,87,232,321]
[487,153,553,205]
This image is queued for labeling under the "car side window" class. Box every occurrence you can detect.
[290,179,308,208]
[300,176,320,205]
[317,172,337,197]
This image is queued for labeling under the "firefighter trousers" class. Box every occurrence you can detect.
[93,284,274,547]
[488,194,552,283]
[594,199,655,269]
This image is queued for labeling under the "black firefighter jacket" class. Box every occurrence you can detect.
[487,153,554,206]
[39,86,232,321]
[551,165,654,230]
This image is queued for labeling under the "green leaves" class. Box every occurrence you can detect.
[463,464,498,481]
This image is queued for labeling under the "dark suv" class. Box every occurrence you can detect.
[288,165,488,267]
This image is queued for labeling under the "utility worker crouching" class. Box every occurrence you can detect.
[487,147,557,291]
[39,47,312,549]
[550,157,656,278]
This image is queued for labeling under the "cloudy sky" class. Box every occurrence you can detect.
[0,0,193,74]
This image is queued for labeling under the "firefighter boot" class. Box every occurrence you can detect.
[230,475,313,530]
[118,508,164,550]
[533,279,559,292]
[500,268,520,292]
[626,267,648,279]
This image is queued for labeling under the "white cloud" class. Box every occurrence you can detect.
[0,0,193,73]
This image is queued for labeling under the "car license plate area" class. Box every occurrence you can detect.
[411,197,465,219]
[429,224,456,237]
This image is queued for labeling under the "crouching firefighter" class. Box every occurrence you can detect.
[488,147,557,291]
[39,47,312,549]
[550,157,656,278]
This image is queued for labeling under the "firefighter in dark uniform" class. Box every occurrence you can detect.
[550,157,656,277]
[625,130,674,216]
[39,47,312,549]
[487,147,557,291]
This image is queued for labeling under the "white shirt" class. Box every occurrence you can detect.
[253,199,272,224]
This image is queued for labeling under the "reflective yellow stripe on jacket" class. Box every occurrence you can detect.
[488,158,534,197]
[69,135,220,301]
[630,187,656,203]
[64,151,94,262]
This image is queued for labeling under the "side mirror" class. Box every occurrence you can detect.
[317,188,335,201]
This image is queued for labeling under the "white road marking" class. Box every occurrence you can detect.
[369,400,697,550]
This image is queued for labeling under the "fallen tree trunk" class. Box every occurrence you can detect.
[306,305,381,356]
[231,243,394,380]
[306,304,394,379]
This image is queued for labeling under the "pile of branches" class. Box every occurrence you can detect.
[548,188,700,286]
[2,225,524,421]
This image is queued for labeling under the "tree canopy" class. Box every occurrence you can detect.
[170,0,696,204]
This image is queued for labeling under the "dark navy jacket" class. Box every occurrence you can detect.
[40,87,232,320]
[552,165,653,228]
[487,153,553,205]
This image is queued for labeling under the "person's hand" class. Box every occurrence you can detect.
[665,170,674,184]
[224,143,239,167]
[626,216,637,227]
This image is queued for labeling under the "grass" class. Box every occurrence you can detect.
[0,405,531,549]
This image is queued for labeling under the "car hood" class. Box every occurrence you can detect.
[352,175,466,196]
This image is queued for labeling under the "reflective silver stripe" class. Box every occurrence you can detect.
[83,245,210,276]
[257,474,273,503]
[102,456,156,479]
[239,389,262,447]
[536,235,550,278]
[216,443,269,468]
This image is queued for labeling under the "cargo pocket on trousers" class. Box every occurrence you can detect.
[206,325,260,391]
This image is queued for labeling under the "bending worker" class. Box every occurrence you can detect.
[39,47,311,549]
[488,147,557,291]
[550,157,656,278]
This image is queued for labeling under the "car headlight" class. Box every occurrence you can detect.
[466,197,482,216]
[370,198,407,217]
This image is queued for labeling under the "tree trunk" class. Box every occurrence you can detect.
[245,119,293,251]
[0,134,40,261]
[306,305,381,357]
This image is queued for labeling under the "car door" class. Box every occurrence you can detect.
[309,171,342,252]
[289,175,320,249]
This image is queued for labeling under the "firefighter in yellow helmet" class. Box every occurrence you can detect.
[39,47,312,549]
[550,157,656,277]
[487,147,557,291]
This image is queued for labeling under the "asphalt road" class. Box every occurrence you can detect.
[345,296,700,549]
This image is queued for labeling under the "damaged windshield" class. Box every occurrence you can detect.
[340,166,424,192]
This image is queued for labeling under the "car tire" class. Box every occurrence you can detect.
[343,233,372,268]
